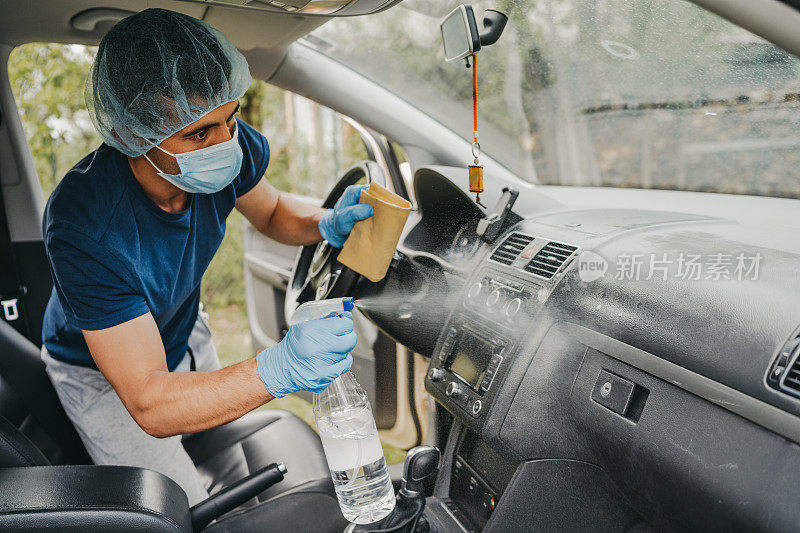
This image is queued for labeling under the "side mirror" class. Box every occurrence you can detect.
[441,5,509,62]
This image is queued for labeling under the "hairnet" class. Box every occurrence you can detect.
[85,8,252,157]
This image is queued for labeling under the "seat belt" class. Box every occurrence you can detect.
[0,113,33,340]
[0,183,32,340]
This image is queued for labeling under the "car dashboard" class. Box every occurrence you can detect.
[363,166,800,532]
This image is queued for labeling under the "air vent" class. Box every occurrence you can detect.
[489,233,535,265]
[524,241,578,279]
[770,325,800,398]
[783,359,800,394]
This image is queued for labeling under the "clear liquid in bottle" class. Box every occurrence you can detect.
[314,372,396,524]
[290,299,396,523]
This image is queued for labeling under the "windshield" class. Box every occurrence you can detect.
[309,0,800,198]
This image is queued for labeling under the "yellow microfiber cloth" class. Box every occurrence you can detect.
[337,181,412,282]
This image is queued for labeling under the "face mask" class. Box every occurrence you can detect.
[143,123,243,194]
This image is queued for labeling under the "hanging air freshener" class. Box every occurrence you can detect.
[440,5,508,208]
[468,53,486,207]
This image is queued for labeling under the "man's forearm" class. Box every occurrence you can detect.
[262,192,324,245]
[236,179,325,246]
[133,358,273,438]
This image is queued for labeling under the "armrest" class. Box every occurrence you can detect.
[0,465,192,532]
[190,462,287,531]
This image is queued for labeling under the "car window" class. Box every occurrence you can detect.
[8,43,370,200]
[309,0,800,199]
[241,85,370,199]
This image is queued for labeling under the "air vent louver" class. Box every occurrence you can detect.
[489,233,534,265]
[767,325,800,398]
[524,241,578,279]
[783,359,800,394]
[777,330,800,396]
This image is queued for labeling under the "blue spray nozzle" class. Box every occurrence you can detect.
[289,297,356,326]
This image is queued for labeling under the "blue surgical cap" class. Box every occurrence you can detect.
[85,8,252,157]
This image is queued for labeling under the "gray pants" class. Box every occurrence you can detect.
[42,312,219,505]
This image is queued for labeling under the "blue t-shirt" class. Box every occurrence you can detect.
[42,118,269,371]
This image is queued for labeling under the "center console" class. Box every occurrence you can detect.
[425,264,549,432]
[422,228,577,531]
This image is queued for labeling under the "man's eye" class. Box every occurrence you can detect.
[193,130,209,142]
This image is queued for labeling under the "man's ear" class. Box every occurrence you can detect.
[110,127,152,154]
[109,127,134,151]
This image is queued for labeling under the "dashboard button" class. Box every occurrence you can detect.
[481,492,496,517]
[533,285,547,303]
[471,399,483,416]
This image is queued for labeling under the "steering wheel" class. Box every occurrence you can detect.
[284,160,387,321]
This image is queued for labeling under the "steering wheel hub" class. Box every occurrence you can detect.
[310,240,332,278]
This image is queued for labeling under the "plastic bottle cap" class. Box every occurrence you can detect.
[343,297,354,311]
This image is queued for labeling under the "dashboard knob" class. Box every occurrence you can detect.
[428,368,445,383]
[446,381,466,400]
[485,289,502,308]
[467,282,483,300]
[505,298,522,317]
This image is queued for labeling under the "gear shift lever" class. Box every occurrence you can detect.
[401,446,440,497]
[348,446,441,533]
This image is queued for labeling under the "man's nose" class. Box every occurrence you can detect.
[210,124,234,145]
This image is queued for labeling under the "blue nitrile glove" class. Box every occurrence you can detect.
[318,184,374,247]
[256,312,356,398]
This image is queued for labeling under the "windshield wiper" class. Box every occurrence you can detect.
[581,91,800,115]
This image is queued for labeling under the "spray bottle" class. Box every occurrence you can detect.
[289,297,396,524]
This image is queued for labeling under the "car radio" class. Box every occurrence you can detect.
[426,318,509,424]
[427,268,546,427]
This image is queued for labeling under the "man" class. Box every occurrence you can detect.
[40,8,373,504]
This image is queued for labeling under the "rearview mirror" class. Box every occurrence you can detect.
[441,5,480,62]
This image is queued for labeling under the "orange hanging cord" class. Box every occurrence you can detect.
[468,52,485,206]
[472,53,479,147]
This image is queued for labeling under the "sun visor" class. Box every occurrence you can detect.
[187,0,402,16]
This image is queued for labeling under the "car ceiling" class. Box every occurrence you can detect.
[0,0,333,80]
[5,0,800,79]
